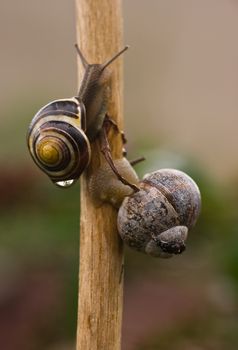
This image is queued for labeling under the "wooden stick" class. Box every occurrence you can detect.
[75,1,124,349]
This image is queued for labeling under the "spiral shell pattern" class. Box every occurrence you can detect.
[142,169,201,228]
[27,98,91,183]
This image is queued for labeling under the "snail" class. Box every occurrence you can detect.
[117,169,201,258]
[27,45,138,190]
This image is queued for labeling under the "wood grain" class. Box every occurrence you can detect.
[75,0,124,349]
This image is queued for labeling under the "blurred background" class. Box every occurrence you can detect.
[1,0,238,349]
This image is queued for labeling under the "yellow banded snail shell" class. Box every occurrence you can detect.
[117,169,201,258]
[27,98,91,187]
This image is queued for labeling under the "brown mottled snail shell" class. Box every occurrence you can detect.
[27,98,91,187]
[117,169,201,258]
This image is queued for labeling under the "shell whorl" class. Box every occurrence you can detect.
[142,169,201,228]
[27,98,91,183]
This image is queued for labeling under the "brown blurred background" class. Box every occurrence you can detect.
[1,1,238,349]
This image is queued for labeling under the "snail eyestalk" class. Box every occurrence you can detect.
[101,45,129,70]
[99,118,140,193]
[130,156,146,166]
[75,43,89,68]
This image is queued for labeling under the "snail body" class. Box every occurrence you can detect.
[77,55,111,140]
[89,157,139,208]
[117,169,201,258]
[27,46,129,186]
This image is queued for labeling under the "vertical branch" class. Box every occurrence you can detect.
[75,1,124,349]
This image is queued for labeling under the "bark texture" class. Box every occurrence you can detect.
[76,1,124,349]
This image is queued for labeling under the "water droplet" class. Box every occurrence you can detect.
[54,179,76,188]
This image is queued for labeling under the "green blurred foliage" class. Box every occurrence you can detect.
[0,178,80,344]
[139,315,238,350]
[1,103,238,349]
